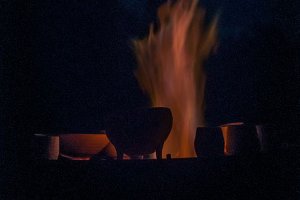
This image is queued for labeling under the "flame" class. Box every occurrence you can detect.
[133,0,218,158]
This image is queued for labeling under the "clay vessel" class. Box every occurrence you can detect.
[221,123,260,156]
[105,107,173,159]
[59,132,109,159]
[194,127,224,157]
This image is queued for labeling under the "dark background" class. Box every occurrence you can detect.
[1,0,299,164]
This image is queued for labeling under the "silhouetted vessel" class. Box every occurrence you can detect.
[105,107,173,159]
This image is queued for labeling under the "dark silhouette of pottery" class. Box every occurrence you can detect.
[194,127,224,157]
[256,124,280,152]
[104,107,173,159]
[221,123,260,156]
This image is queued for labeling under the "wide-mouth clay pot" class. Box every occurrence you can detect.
[59,132,110,159]
[104,107,173,159]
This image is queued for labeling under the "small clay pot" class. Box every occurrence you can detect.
[256,124,280,152]
[31,134,60,160]
[194,127,224,157]
[105,107,173,159]
[221,123,260,156]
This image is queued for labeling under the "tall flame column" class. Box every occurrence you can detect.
[133,0,218,158]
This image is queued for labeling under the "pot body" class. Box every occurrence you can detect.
[256,124,280,152]
[105,107,173,158]
[32,134,60,160]
[194,127,224,157]
[221,124,260,156]
[59,132,110,159]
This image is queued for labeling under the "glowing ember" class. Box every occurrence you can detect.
[133,0,218,158]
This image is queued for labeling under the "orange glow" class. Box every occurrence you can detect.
[133,0,218,158]
[60,132,110,159]
[220,122,244,155]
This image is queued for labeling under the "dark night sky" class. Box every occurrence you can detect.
[1,0,299,160]
[30,0,299,130]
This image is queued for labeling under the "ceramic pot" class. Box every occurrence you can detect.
[59,131,110,159]
[194,127,224,157]
[32,134,60,160]
[256,124,280,152]
[221,123,260,156]
[105,107,173,159]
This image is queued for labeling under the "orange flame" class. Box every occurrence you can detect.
[133,0,218,158]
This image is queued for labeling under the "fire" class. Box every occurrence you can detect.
[133,0,218,158]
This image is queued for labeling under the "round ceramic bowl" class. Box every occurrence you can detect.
[59,131,110,160]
